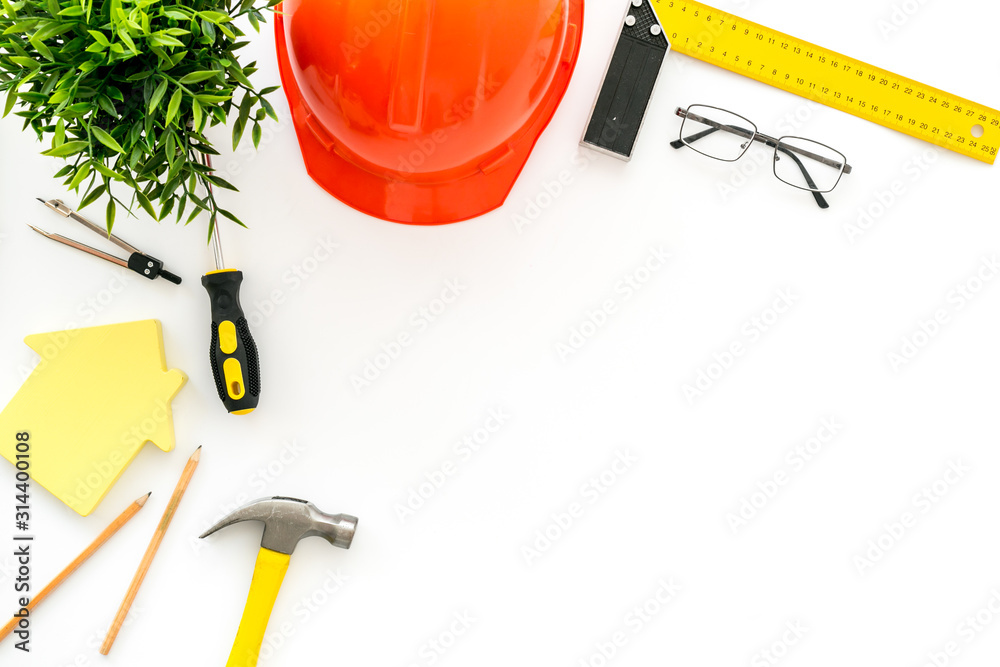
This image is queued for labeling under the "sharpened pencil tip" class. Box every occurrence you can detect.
[36,197,45,204]
[136,492,151,506]
[191,446,202,461]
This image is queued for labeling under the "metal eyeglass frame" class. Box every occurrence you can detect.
[671,105,853,209]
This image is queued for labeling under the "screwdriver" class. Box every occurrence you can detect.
[200,154,260,415]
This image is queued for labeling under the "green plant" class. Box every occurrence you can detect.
[0,0,280,236]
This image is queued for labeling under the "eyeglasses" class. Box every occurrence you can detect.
[671,104,852,209]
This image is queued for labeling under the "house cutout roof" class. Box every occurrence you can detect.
[0,320,187,516]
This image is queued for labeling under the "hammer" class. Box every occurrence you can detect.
[200,496,357,667]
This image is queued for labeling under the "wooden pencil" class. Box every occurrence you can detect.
[100,447,202,655]
[0,493,150,643]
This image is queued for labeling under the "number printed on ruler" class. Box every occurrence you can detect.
[653,0,1000,164]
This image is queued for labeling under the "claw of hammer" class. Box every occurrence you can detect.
[200,496,358,667]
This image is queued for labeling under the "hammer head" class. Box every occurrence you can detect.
[199,496,357,555]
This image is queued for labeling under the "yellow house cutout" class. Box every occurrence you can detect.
[0,320,187,516]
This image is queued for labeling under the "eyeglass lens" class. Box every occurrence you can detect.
[680,105,758,162]
[773,137,847,193]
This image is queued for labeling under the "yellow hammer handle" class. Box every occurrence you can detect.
[227,548,291,667]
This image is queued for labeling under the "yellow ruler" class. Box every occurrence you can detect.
[652,0,1000,164]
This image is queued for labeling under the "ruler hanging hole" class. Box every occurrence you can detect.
[971,124,985,139]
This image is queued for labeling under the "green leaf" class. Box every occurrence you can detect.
[218,207,246,227]
[168,49,188,67]
[41,140,87,157]
[3,20,41,35]
[147,77,167,113]
[148,33,184,48]
[9,55,41,69]
[128,144,143,170]
[128,122,143,146]
[29,37,54,61]
[198,10,232,23]
[33,22,73,41]
[105,198,116,233]
[158,195,174,220]
[251,121,261,148]
[57,5,84,15]
[91,159,125,180]
[97,94,117,117]
[53,116,64,146]
[193,93,230,104]
[135,190,156,218]
[226,65,252,88]
[92,126,125,153]
[68,161,91,189]
[87,29,110,46]
[238,92,252,124]
[189,141,219,156]
[118,28,137,53]
[79,183,106,208]
[178,70,220,84]
[164,86,181,125]
[191,98,202,132]
[205,174,237,190]
[259,96,276,121]
[200,19,215,42]
[231,116,244,150]
[3,85,18,117]
[165,130,176,164]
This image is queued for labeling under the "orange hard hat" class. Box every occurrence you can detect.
[275,0,584,225]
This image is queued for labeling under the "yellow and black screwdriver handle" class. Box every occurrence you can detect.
[202,269,260,414]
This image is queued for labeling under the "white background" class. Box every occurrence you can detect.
[2,0,1000,665]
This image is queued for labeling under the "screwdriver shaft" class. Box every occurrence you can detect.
[200,154,226,271]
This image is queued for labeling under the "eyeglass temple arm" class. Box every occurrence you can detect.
[669,126,719,149]
[774,144,829,209]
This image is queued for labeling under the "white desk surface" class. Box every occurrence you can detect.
[2,0,999,664]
